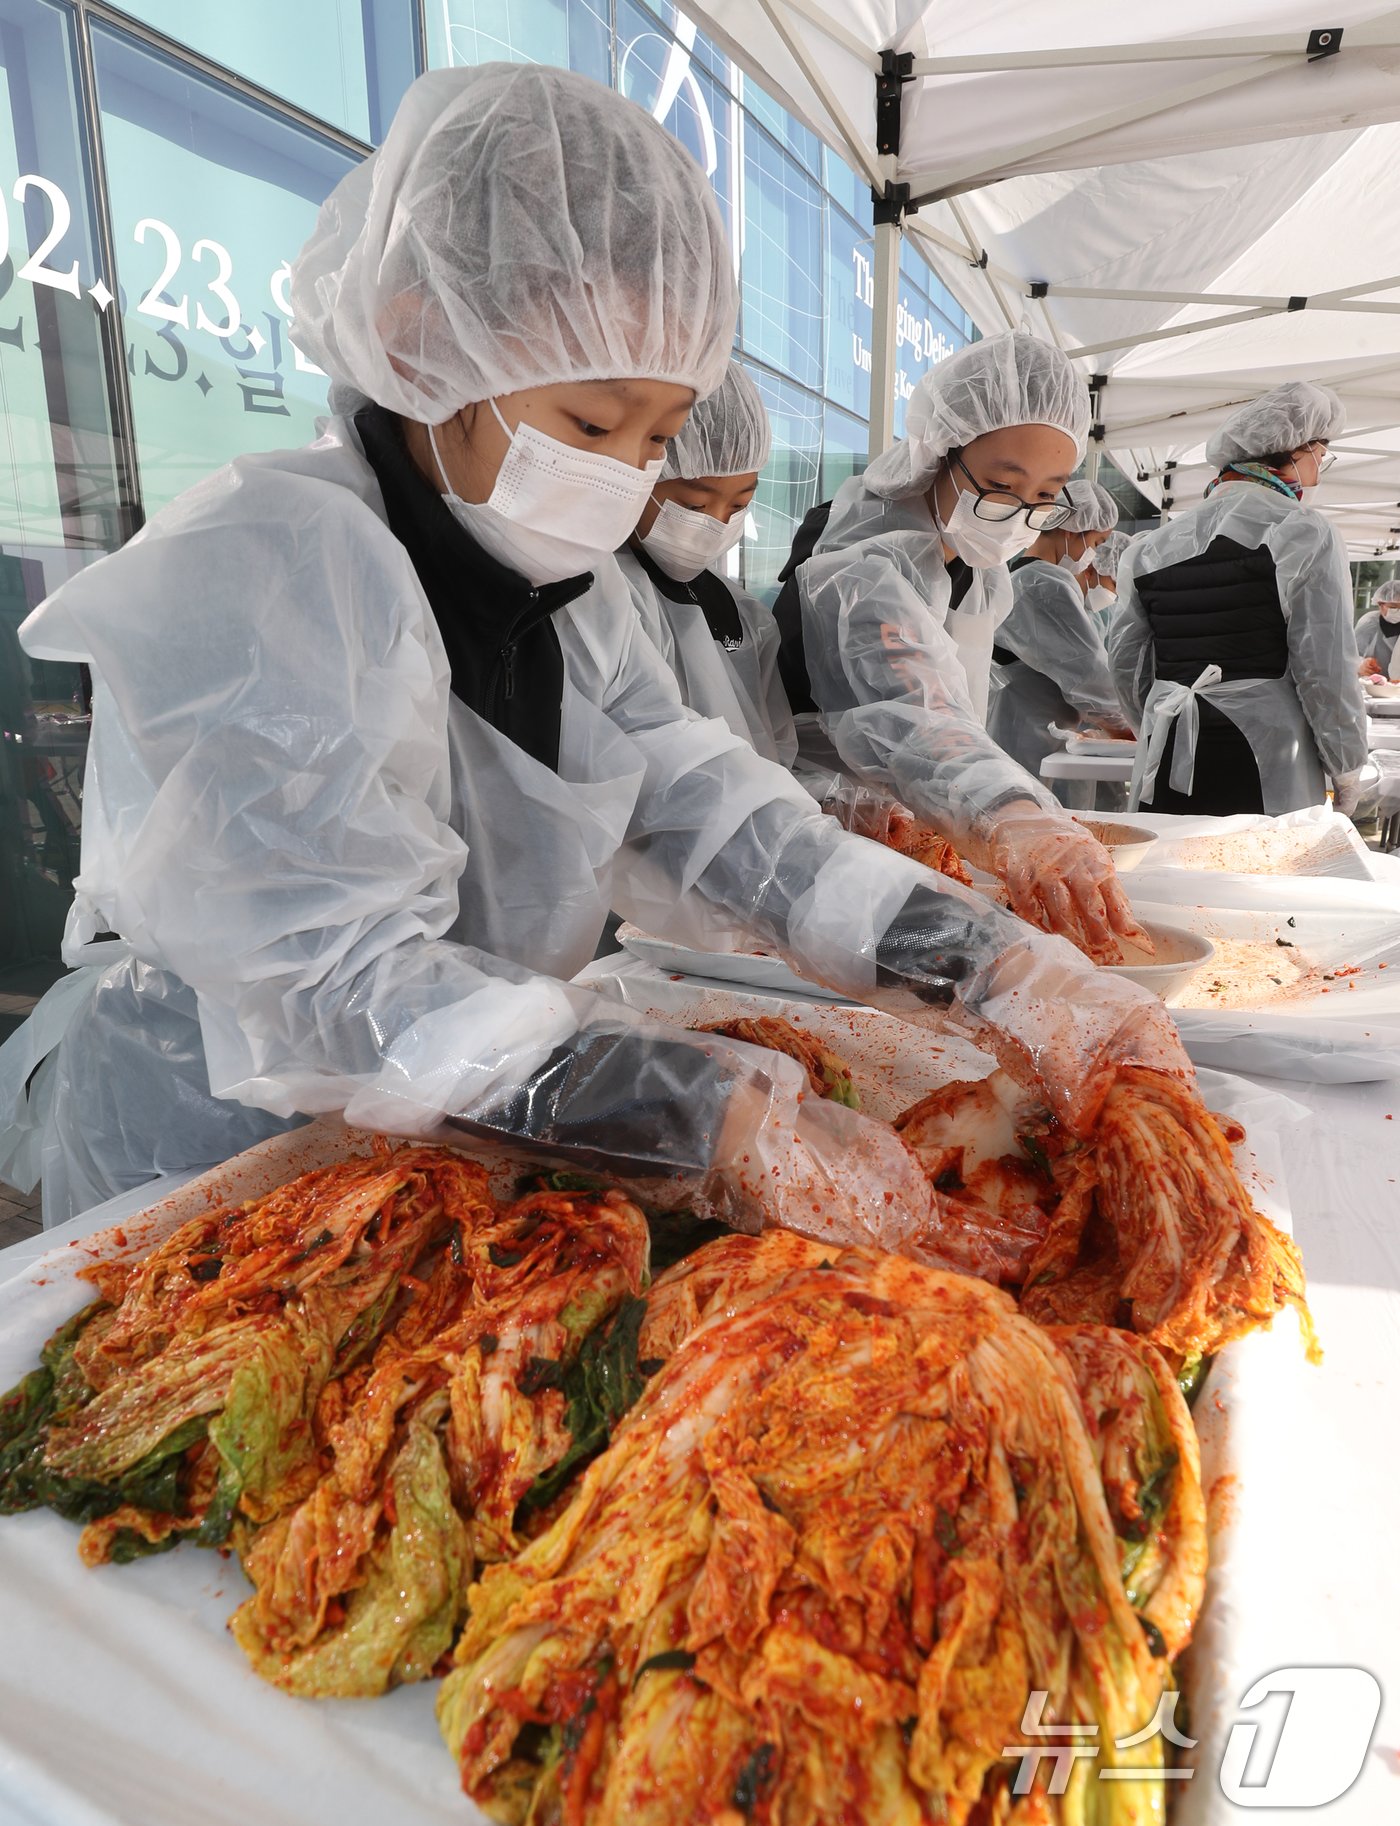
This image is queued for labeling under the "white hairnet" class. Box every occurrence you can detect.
[1204,381,1346,468]
[290,64,738,421]
[1061,478,1119,534]
[661,361,771,481]
[1374,579,1400,608]
[864,331,1091,498]
[1094,529,1131,579]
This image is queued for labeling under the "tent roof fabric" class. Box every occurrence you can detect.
[683,1,1400,552]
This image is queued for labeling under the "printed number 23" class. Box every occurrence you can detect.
[135,217,240,336]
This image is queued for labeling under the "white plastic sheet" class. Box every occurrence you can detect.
[1125,804,1377,881]
[3,1007,1394,1819]
[1137,896,1400,1081]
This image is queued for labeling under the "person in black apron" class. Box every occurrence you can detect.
[1109,381,1367,818]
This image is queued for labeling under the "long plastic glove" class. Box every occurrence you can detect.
[791,764,972,879]
[986,803,1150,966]
[1332,767,1371,818]
[865,881,1190,1136]
[455,1022,1008,1270]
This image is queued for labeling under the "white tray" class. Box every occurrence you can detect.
[1068,735,1138,758]
[614,922,854,1001]
[1120,805,1377,883]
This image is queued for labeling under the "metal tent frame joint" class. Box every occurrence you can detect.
[1288,294,1309,311]
[1306,27,1343,58]
[875,48,914,155]
[1030,280,1050,298]
[872,179,915,225]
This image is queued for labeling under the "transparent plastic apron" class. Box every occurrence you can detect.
[637,589,780,763]
[443,685,645,979]
[988,662,1093,811]
[0,681,648,1224]
[1130,663,1327,815]
[944,568,1005,725]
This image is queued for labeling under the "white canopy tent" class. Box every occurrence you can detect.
[925,118,1400,553]
[680,3,1400,552]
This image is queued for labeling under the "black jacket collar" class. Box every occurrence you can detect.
[628,539,746,650]
[355,404,592,771]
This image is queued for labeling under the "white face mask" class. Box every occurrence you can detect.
[1087,584,1115,612]
[430,400,663,587]
[639,497,746,581]
[935,483,1040,569]
[1380,608,1400,625]
[1057,543,1098,575]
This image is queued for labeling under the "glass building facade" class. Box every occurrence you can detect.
[0,0,976,988]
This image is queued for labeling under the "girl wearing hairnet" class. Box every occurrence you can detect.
[618,365,973,877]
[0,66,1192,1246]
[617,362,795,765]
[1354,579,1400,681]
[775,331,1148,966]
[1110,381,1368,816]
[987,479,1129,811]
[1087,529,1131,622]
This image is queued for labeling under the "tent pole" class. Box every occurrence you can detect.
[755,0,882,185]
[946,197,1019,330]
[869,210,901,455]
[1072,304,1280,360]
[867,50,914,458]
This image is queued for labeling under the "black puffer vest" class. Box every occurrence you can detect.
[1133,533,1288,686]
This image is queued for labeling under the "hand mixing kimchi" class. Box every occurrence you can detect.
[896,1066,1315,1366]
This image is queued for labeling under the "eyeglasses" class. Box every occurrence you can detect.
[951,453,1075,530]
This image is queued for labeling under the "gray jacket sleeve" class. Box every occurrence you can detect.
[999,563,1121,720]
[1107,549,1155,729]
[1267,509,1369,780]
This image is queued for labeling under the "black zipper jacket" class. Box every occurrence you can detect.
[355,404,592,772]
